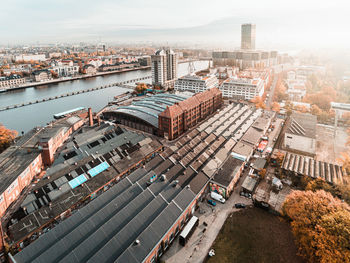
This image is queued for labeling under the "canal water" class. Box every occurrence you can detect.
[0,61,210,133]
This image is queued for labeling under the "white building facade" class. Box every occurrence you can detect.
[174,74,218,93]
[220,77,264,100]
[151,48,177,89]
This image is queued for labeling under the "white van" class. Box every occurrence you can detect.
[210,192,225,203]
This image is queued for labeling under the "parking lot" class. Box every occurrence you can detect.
[162,169,253,263]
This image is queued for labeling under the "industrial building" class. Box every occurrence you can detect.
[283,112,317,156]
[104,88,223,140]
[282,152,344,185]
[9,101,275,263]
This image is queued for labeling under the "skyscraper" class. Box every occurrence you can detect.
[241,23,256,50]
[151,48,177,89]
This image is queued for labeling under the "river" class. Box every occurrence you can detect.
[0,61,210,133]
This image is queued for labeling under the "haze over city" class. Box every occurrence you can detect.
[0,1,350,263]
[1,0,350,49]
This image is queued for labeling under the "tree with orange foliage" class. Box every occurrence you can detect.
[259,168,267,179]
[0,123,17,153]
[310,104,322,116]
[295,105,309,113]
[251,96,266,109]
[134,83,148,94]
[282,190,350,263]
[271,102,280,112]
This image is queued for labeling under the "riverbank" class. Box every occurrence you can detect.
[0,76,150,112]
[0,66,150,93]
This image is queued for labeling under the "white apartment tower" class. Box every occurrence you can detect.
[151,48,177,89]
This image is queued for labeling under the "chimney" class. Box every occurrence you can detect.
[88,108,93,126]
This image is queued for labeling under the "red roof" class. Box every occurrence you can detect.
[178,96,200,111]
[159,104,183,118]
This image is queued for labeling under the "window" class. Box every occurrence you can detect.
[164,239,169,250]
[150,256,156,263]
[157,245,163,257]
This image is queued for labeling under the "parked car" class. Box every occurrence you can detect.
[235,203,246,209]
[207,199,216,206]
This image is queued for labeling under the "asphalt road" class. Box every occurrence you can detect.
[266,75,278,108]
[162,169,253,263]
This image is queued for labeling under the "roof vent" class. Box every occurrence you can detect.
[134,239,140,245]
[186,185,191,189]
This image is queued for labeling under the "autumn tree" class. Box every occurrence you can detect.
[310,104,322,116]
[0,124,17,153]
[251,96,266,109]
[295,105,309,113]
[134,83,148,94]
[282,190,350,263]
[259,168,267,179]
[271,102,280,112]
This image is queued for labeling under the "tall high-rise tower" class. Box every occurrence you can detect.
[151,48,177,89]
[241,24,256,50]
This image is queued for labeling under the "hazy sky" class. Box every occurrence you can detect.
[1,0,349,49]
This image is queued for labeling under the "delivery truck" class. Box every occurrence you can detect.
[210,191,225,203]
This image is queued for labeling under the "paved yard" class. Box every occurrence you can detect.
[162,170,252,263]
[316,124,348,164]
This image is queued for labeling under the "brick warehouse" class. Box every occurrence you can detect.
[103,88,223,140]
[158,88,222,140]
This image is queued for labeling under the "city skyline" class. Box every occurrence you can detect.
[1,0,350,49]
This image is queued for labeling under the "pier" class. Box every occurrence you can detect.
[0,76,151,112]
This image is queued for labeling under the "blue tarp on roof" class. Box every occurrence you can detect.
[68,174,87,189]
[88,161,110,177]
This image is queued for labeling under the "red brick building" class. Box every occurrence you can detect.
[159,88,222,140]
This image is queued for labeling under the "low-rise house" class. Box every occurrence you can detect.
[33,70,52,82]
[210,156,244,198]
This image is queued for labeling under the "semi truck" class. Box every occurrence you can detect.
[210,192,225,203]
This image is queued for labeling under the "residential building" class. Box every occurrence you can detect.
[241,23,256,50]
[15,54,46,62]
[50,60,79,77]
[174,74,218,93]
[82,64,97,75]
[0,74,26,89]
[220,76,264,100]
[33,69,52,82]
[283,112,317,155]
[151,48,177,89]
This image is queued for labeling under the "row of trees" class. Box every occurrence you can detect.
[0,124,17,153]
[283,190,350,263]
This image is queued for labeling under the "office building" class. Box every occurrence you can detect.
[151,48,177,89]
[241,23,256,50]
